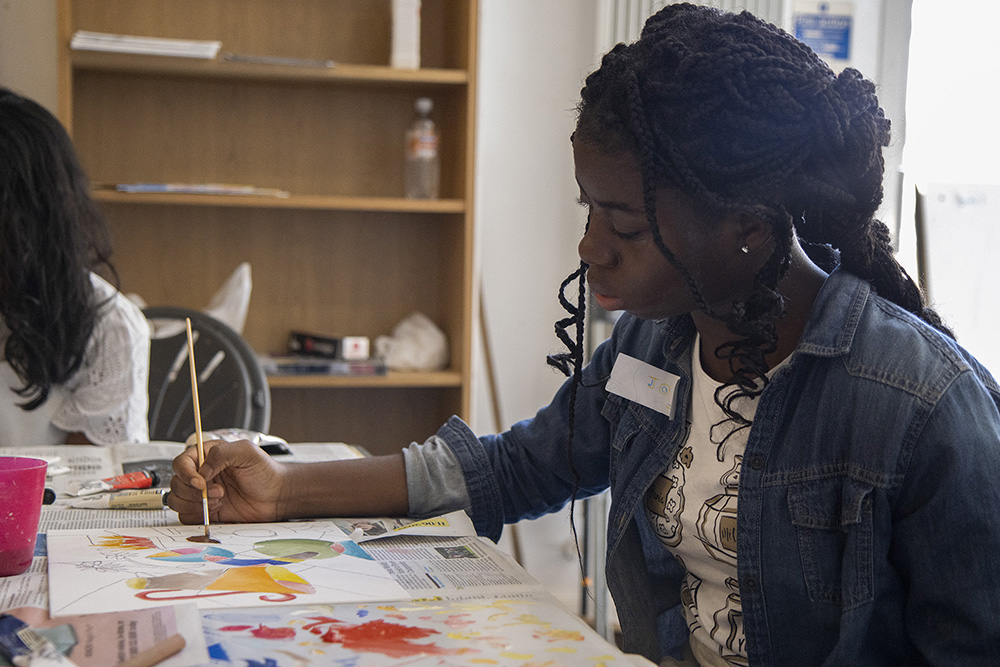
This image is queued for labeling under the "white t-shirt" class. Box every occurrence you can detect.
[645,336,787,667]
[0,273,151,446]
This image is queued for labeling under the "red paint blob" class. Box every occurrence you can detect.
[250,624,296,640]
[218,624,296,640]
[302,618,468,658]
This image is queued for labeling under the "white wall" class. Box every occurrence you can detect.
[471,0,601,612]
[472,0,598,438]
[0,0,59,113]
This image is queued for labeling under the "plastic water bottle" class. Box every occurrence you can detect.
[405,97,440,199]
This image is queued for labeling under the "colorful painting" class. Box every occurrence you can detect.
[46,522,407,617]
[200,596,651,666]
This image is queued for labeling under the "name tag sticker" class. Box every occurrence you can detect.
[606,353,680,417]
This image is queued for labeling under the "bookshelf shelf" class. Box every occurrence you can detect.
[59,0,478,453]
[266,370,463,390]
[70,50,470,87]
[92,190,467,214]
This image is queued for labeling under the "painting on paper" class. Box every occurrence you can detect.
[200,596,650,666]
[46,522,407,617]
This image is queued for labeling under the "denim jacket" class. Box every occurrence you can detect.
[438,268,1000,665]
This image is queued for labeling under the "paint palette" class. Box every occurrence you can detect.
[200,596,649,665]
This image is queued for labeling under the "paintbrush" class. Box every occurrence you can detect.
[185,318,218,544]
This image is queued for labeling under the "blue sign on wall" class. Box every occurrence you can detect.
[794,12,852,61]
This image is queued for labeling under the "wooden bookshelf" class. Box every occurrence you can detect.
[58,0,478,453]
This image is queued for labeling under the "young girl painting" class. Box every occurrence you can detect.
[168,5,1000,664]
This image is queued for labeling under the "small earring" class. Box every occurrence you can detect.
[741,245,749,254]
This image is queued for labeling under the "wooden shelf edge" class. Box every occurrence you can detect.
[92,190,466,214]
[267,370,463,389]
[71,51,468,86]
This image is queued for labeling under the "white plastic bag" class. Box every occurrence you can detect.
[375,312,449,371]
[203,262,252,334]
[131,262,252,339]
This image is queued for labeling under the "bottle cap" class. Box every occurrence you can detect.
[415,97,433,114]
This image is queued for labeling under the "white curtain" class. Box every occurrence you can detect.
[596,0,785,51]
[903,0,1000,184]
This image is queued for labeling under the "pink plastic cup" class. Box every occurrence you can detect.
[0,457,47,577]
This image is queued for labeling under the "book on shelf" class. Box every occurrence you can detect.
[71,31,222,59]
[261,355,388,377]
[288,331,371,361]
[97,183,290,198]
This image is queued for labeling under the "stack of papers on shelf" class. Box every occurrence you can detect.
[70,31,222,59]
[100,182,290,197]
[261,355,388,377]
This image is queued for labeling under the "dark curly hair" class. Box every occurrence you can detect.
[0,87,115,410]
[551,4,951,434]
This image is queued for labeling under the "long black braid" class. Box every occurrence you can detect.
[550,4,953,441]
[545,261,589,582]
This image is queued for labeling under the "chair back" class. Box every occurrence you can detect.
[143,306,271,442]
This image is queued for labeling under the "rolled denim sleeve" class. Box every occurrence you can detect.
[402,434,472,518]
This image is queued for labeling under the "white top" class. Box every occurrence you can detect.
[0,273,151,447]
[645,336,788,667]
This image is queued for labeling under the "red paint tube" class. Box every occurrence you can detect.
[68,470,160,496]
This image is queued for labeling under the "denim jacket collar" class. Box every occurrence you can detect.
[795,266,867,358]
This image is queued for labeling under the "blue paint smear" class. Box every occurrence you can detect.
[245,659,279,667]
[336,541,373,560]
[207,642,230,661]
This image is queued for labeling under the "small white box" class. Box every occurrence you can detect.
[341,336,371,360]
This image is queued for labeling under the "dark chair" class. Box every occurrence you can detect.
[143,306,271,442]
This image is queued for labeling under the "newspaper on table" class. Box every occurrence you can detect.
[332,509,475,543]
[360,533,547,600]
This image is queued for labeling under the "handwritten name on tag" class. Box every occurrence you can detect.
[606,353,680,417]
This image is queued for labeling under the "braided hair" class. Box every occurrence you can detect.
[552,4,951,436]
[0,88,115,410]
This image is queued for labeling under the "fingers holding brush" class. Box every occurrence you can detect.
[168,439,286,524]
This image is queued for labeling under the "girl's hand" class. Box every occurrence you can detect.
[168,439,287,524]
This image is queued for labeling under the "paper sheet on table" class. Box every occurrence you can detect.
[0,443,186,499]
[0,556,48,613]
[279,443,366,461]
[37,508,176,532]
[197,593,654,666]
[333,510,475,543]
[360,534,547,600]
[46,521,408,617]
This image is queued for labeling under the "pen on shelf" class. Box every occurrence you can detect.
[185,318,218,544]
[117,633,186,667]
[221,52,335,68]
